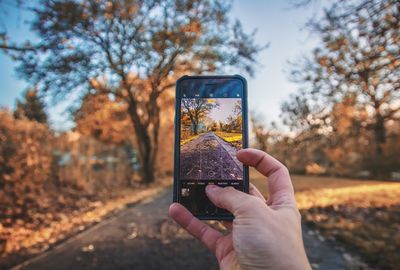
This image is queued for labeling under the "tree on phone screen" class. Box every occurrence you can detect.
[181,99,219,135]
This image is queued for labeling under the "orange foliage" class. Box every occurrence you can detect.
[155,90,175,176]
[0,109,173,268]
[75,81,176,177]
[75,92,133,145]
[0,110,53,223]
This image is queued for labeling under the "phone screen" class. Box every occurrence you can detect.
[176,77,248,218]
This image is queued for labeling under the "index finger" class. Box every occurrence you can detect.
[237,148,295,207]
[169,203,222,252]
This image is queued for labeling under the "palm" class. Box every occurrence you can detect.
[214,233,239,270]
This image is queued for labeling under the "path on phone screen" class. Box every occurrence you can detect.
[16,188,351,270]
[180,132,243,180]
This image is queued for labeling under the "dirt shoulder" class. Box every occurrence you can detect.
[14,188,348,270]
[0,179,171,270]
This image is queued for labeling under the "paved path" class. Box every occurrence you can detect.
[180,132,242,180]
[15,188,347,270]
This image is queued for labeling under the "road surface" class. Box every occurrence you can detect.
[15,188,348,270]
[180,132,242,180]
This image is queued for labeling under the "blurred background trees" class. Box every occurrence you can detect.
[13,89,48,124]
[276,0,400,177]
[0,0,400,268]
[9,0,264,183]
[0,2,265,257]
[0,0,264,260]
[1,1,398,216]
[0,0,398,210]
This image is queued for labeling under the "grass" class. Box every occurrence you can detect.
[214,131,242,149]
[180,134,199,146]
[251,170,400,270]
[180,131,242,148]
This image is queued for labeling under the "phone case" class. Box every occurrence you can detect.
[173,75,249,220]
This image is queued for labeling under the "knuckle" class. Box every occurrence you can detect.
[198,224,208,239]
[223,186,236,192]
[286,205,302,221]
[279,165,290,176]
[234,196,259,215]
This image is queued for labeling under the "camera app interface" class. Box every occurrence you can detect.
[179,81,244,215]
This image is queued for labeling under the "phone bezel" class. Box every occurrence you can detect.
[173,75,249,220]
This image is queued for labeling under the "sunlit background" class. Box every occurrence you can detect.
[0,1,323,130]
[0,0,399,269]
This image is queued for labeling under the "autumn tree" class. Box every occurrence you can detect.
[74,88,176,177]
[0,110,53,223]
[234,100,242,130]
[13,88,48,124]
[285,0,400,176]
[10,0,264,183]
[74,90,133,145]
[225,99,242,132]
[181,99,219,135]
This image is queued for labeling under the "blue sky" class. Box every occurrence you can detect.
[231,0,324,126]
[0,0,326,130]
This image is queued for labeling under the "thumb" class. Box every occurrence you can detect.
[205,185,259,216]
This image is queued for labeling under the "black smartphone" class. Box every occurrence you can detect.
[173,75,249,220]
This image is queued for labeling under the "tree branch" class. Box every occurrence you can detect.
[0,44,36,51]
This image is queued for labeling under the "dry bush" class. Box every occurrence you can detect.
[0,110,53,224]
[0,109,155,265]
[54,131,138,193]
[155,90,175,177]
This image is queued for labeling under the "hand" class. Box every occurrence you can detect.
[169,148,311,270]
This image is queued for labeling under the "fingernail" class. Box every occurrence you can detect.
[206,184,218,193]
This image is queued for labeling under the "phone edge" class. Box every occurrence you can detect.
[173,75,249,220]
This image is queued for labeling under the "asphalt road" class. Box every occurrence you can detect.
[15,188,347,270]
[180,132,242,180]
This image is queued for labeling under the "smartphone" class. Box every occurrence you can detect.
[173,75,249,220]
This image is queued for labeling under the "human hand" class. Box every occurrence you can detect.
[169,148,311,270]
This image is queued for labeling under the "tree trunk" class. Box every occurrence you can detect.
[188,114,198,135]
[141,156,155,184]
[373,110,386,177]
[126,101,156,183]
[193,121,198,135]
[148,93,161,183]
